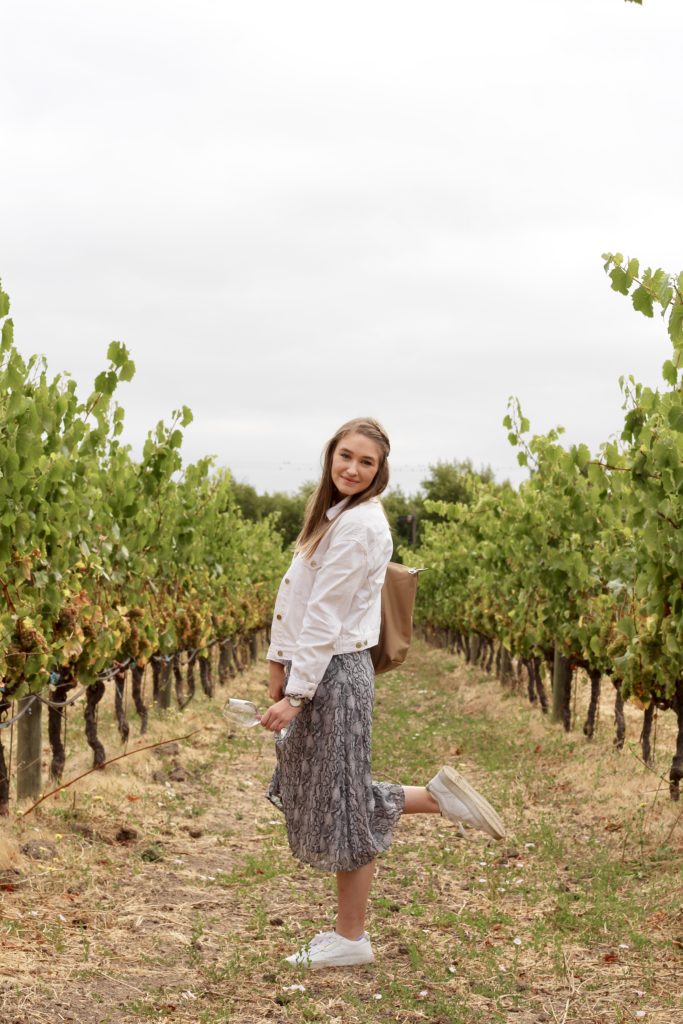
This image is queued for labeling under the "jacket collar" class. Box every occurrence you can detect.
[326,495,378,520]
[326,496,351,520]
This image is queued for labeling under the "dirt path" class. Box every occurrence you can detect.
[1,643,681,1024]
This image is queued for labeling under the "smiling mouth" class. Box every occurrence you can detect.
[341,477,359,484]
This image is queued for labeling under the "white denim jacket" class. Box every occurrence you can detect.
[267,495,393,700]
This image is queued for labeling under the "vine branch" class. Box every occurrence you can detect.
[20,727,205,817]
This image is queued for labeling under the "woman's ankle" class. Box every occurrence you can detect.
[337,929,368,942]
[335,924,366,940]
[402,785,440,814]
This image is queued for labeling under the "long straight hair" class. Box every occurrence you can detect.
[295,417,391,559]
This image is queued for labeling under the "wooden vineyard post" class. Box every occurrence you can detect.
[16,697,42,801]
[552,648,572,731]
[157,658,173,710]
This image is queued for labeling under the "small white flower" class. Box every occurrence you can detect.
[447,964,456,974]
[618,943,629,950]
[513,937,522,946]
[418,989,429,999]
[283,984,306,993]
[373,993,382,1000]
[181,991,197,1000]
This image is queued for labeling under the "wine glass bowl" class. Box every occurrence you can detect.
[222,698,261,728]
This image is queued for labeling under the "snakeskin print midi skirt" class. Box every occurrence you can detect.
[266,650,405,872]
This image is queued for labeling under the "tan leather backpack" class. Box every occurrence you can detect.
[370,563,424,675]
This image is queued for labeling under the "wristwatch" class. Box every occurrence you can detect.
[286,694,306,707]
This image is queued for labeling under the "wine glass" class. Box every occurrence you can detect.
[222,698,261,728]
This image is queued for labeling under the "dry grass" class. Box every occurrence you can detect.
[0,643,681,1024]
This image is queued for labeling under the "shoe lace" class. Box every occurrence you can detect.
[307,931,335,950]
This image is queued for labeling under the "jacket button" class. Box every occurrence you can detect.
[276,614,282,621]
[355,642,362,649]
[311,560,317,567]
[284,578,290,584]
[277,649,283,656]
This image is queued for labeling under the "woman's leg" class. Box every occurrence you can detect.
[402,786,440,814]
[334,789,442,940]
[405,772,506,839]
[336,860,376,939]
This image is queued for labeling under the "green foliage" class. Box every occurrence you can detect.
[421,459,496,505]
[0,278,288,698]
[231,481,315,547]
[381,486,422,557]
[602,253,683,354]
[409,256,683,706]
[232,461,502,559]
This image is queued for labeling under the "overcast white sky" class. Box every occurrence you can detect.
[3,0,682,495]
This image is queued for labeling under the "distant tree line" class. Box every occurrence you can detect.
[231,460,510,559]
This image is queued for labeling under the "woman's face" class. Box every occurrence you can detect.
[330,431,382,498]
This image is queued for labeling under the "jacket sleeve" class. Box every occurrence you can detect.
[284,522,369,700]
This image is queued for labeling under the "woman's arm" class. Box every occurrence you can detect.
[268,659,285,701]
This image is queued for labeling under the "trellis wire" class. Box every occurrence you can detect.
[0,640,244,728]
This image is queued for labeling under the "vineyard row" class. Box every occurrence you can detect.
[0,278,288,810]
[406,255,683,799]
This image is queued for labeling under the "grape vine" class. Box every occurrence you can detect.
[0,280,288,809]
[405,254,683,799]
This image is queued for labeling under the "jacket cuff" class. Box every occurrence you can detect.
[284,662,330,701]
[266,642,287,664]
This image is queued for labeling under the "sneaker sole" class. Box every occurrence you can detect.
[309,954,375,969]
[286,953,375,969]
[436,766,506,840]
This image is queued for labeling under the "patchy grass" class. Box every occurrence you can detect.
[1,641,681,1024]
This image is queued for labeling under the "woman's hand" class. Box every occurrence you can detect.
[260,697,302,733]
[268,660,286,701]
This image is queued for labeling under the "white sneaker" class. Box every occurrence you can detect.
[426,766,506,840]
[285,930,374,969]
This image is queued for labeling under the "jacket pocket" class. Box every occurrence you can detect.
[291,555,321,599]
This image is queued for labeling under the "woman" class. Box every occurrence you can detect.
[260,417,505,969]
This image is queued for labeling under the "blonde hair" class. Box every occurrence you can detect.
[295,417,391,559]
